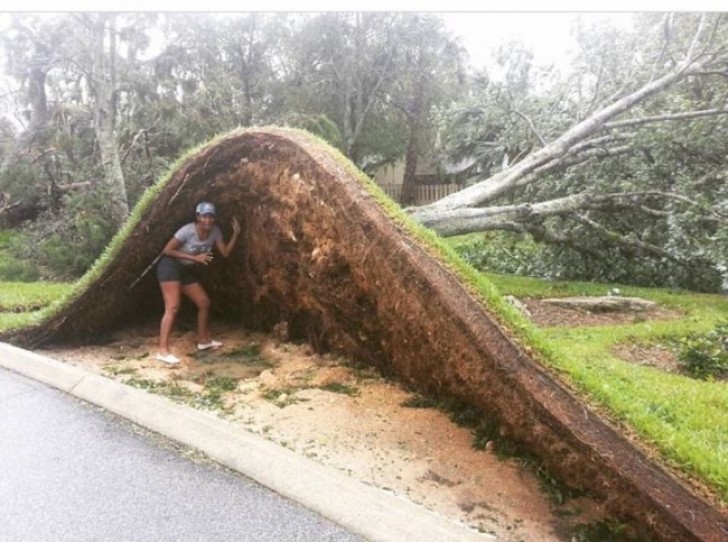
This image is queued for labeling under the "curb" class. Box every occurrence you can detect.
[0,342,495,542]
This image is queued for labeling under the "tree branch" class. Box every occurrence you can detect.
[523,222,607,260]
[411,189,722,237]
[605,108,728,129]
[576,214,680,261]
[511,108,546,146]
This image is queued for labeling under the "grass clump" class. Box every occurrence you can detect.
[221,344,274,367]
[678,321,728,379]
[261,386,302,407]
[318,382,359,396]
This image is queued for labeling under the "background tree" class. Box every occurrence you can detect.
[280,12,402,166]
[85,12,129,227]
[388,14,465,205]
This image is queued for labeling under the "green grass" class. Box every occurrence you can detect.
[480,272,728,503]
[0,281,73,312]
[318,382,359,396]
[0,281,72,332]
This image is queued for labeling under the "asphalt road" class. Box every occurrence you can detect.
[0,367,363,542]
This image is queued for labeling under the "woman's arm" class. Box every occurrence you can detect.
[163,237,212,265]
[215,217,241,258]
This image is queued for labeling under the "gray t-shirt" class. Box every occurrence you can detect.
[174,222,222,265]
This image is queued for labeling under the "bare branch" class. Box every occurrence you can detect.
[682,13,708,67]
[694,70,728,77]
[512,145,633,188]
[412,190,722,237]
[639,206,670,217]
[568,133,636,154]
[649,13,673,82]
[576,214,680,261]
[523,223,608,260]
[605,108,728,129]
[584,57,606,117]
[120,128,147,165]
[511,108,546,147]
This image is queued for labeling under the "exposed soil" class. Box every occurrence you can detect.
[36,299,687,542]
[521,297,684,328]
[611,342,683,375]
[39,316,610,542]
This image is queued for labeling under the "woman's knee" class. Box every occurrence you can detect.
[197,296,211,311]
[164,303,181,316]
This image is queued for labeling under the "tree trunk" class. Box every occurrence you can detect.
[1,67,49,172]
[0,42,51,227]
[400,128,420,206]
[91,13,129,227]
[400,82,424,206]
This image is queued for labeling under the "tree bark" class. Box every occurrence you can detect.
[1,61,49,172]
[91,13,129,227]
[400,81,424,206]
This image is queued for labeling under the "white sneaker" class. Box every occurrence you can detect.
[197,340,223,351]
[155,352,181,365]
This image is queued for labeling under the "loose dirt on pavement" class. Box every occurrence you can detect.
[37,298,681,542]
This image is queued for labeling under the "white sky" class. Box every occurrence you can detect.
[439,12,637,72]
[1,2,724,74]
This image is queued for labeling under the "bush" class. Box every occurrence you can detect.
[0,230,41,282]
[0,259,41,282]
[450,232,547,277]
[678,322,728,379]
[449,230,723,293]
[35,214,114,278]
[3,186,118,280]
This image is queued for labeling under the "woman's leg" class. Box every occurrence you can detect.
[159,281,182,354]
[181,282,212,343]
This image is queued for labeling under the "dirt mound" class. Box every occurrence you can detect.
[6,128,727,541]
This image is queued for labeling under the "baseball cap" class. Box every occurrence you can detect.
[195,202,216,215]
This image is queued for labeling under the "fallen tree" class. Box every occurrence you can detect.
[410,13,727,290]
[4,128,727,541]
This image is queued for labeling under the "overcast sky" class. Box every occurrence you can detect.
[0,4,722,76]
[439,12,637,72]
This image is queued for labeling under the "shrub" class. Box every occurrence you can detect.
[678,321,728,379]
[7,187,118,280]
[449,230,722,293]
[450,232,546,277]
[0,259,41,282]
[0,230,41,282]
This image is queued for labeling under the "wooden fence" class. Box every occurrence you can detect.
[377,183,461,205]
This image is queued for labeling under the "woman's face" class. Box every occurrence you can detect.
[197,213,216,231]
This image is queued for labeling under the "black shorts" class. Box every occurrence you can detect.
[156,255,201,285]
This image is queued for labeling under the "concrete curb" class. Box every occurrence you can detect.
[0,342,494,542]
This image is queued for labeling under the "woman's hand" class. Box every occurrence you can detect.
[216,218,241,258]
[194,252,214,265]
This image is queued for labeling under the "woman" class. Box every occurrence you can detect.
[155,201,241,364]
